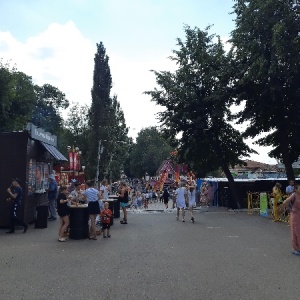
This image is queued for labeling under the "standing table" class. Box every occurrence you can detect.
[69,204,89,239]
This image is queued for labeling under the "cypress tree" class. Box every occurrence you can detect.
[88,42,112,181]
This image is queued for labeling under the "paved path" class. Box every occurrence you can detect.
[0,207,299,300]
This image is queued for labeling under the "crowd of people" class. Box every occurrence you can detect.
[46,177,213,241]
[6,175,300,258]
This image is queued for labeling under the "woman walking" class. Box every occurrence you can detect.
[56,186,70,242]
[187,184,196,223]
[162,188,170,209]
[175,182,187,222]
[82,180,101,240]
[280,184,300,256]
[118,182,129,224]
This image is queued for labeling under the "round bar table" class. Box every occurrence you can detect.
[69,204,89,239]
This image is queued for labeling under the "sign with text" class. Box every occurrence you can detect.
[27,123,57,146]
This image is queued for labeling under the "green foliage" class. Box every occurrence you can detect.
[146,26,254,177]
[0,62,36,131]
[31,84,69,135]
[230,0,300,179]
[88,42,112,179]
[128,127,173,178]
[88,42,130,181]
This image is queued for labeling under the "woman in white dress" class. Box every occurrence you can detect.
[187,184,196,223]
[100,179,110,200]
[175,182,187,222]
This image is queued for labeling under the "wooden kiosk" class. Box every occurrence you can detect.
[0,123,67,228]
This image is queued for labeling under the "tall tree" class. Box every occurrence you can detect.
[104,95,131,182]
[32,83,69,135]
[88,42,112,181]
[64,103,90,167]
[0,62,36,131]
[230,0,300,180]
[128,127,173,178]
[88,42,130,182]
[146,26,254,208]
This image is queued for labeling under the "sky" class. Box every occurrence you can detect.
[0,0,277,164]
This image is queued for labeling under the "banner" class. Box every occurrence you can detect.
[73,152,77,171]
[260,192,268,217]
[69,152,74,170]
[77,154,80,171]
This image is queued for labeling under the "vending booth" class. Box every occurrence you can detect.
[0,123,68,228]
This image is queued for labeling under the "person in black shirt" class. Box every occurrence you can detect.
[6,178,28,234]
[118,182,129,224]
[56,186,70,242]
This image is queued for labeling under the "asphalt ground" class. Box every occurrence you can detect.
[0,203,299,300]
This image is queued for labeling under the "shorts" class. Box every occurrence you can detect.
[120,202,129,208]
[102,223,110,230]
[88,201,100,215]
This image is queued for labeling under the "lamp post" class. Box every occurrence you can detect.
[60,166,64,185]
[82,165,86,183]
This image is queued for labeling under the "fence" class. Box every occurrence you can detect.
[247,191,289,223]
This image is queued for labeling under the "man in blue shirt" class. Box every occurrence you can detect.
[47,174,58,221]
[6,178,28,234]
[286,180,295,195]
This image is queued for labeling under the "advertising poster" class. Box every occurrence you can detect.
[260,192,268,217]
[28,159,36,195]
[36,163,44,191]
[43,163,49,190]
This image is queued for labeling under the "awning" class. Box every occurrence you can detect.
[40,142,68,161]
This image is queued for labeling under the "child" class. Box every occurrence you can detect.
[100,202,112,238]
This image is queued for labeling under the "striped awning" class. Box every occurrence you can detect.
[40,142,68,161]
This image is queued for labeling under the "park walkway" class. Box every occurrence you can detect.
[0,204,299,299]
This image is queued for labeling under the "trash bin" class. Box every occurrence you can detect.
[113,199,120,219]
[109,195,120,219]
[105,200,114,226]
[35,205,48,229]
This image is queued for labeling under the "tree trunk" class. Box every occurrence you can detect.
[220,161,242,209]
[214,136,242,209]
[279,130,295,181]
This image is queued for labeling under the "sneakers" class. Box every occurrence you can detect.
[120,220,127,224]
[103,235,107,238]
[182,219,185,222]
[191,217,195,223]
[107,234,111,238]
[48,217,57,221]
[292,250,300,256]
[58,237,66,242]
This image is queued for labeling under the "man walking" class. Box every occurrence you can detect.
[6,178,28,234]
[47,174,58,221]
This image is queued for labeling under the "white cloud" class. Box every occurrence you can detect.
[0,21,276,164]
[0,21,95,106]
